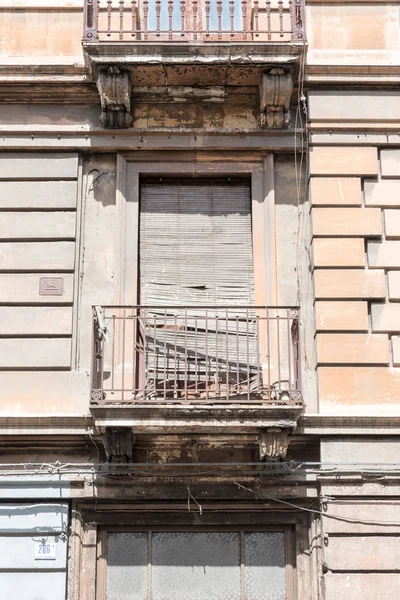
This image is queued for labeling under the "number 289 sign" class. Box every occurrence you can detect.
[34,542,56,560]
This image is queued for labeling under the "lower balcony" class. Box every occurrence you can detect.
[91,305,302,409]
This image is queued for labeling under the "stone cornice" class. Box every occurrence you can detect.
[0,62,399,105]
[0,413,400,437]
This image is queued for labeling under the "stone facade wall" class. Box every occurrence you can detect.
[310,145,400,415]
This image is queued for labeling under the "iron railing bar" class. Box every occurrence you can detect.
[121,307,126,401]
[142,309,147,399]
[174,312,178,399]
[287,308,292,393]
[111,313,115,392]
[226,309,229,401]
[277,311,281,392]
[266,308,271,395]
[163,309,167,400]
[99,304,298,309]
[205,308,209,402]
[246,308,250,401]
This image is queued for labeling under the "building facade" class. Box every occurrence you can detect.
[0,0,400,598]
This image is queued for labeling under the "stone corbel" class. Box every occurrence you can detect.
[258,428,290,461]
[260,68,293,129]
[103,427,134,464]
[96,66,133,129]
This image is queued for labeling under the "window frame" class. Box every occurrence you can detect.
[114,154,278,309]
[96,525,295,600]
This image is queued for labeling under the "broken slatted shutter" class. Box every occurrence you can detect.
[139,179,258,396]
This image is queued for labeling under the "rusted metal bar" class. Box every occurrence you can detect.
[106,0,112,37]
[241,0,247,40]
[192,0,198,40]
[290,0,306,41]
[253,0,259,38]
[155,0,162,35]
[131,0,137,37]
[229,0,235,35]
[216,0,223,39]
[266,0,271,40]
[119,0,125,39]
[168,0,174,39]
[83,0,99,41]
[278,0,284,37]
[180,0,186,36]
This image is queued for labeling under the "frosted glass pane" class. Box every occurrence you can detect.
[152,531,241,600]
[106,532,148,600]
[244,532,286,600]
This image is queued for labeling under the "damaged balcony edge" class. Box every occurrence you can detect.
[83,42,306,74]
[89,404,304,434]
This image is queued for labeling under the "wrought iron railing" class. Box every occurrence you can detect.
[91,305,302,405]
[83,0,306,43]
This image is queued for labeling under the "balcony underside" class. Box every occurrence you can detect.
[84,41,305,73]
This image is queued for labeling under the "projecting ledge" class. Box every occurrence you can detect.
[83,42,305,70]
[90,404,303,434]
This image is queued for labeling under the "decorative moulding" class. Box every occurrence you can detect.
[96,66,133,129]
[260,67,293,129]
[258,428,290,461]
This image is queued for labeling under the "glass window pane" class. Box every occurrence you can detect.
[152,531,241,600]
[106,532,148,600]
[244,532,286,600]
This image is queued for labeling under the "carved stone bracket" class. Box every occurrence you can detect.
[258,428,290,461]
[259,68,293,129]
[96,66,133,129]
[103,427,134,464]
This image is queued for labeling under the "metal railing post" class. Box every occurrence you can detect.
[83,0,99,41]
[290,0,306,41]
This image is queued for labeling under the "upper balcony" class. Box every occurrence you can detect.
[83,0,306,69]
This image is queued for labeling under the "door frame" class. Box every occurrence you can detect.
[96,525,295,600]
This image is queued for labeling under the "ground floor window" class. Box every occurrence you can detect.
[103,529,292,600]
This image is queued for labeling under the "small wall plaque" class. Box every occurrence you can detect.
[34,542,56,560]
[39,277,64,296]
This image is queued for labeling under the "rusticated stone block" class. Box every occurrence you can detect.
[392,336,400,367]
[310,147,378,176]
[384,210,400,238]
[365,179,400,207]
[310,177,362,206]
[318,366,400,409]
[368,241,400,268]
[388,271,400,300]
[317,333,389,364]
[315,301,368,331]
[371,303,400,333]
[313,238,365,267]
[315,269,386,299]
[312,208,381,237]
[381,149,400,177]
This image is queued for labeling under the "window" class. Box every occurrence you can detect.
[101,529,293,600]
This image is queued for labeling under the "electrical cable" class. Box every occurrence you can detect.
[234,481,400,527]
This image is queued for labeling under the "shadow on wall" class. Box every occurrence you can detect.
[84,154,117,207]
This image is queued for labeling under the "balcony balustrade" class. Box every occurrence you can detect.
[91,305,302,406]
[83,0,306,43]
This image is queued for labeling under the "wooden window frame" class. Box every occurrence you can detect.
[96,525,295,600]
[114,153,278,309]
